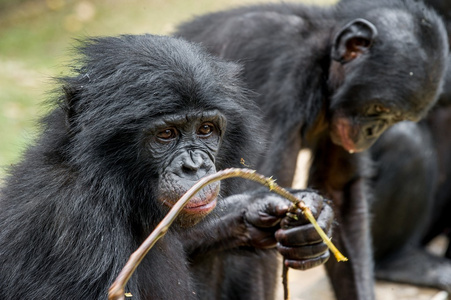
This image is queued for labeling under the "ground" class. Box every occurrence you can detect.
[278,264,448,300]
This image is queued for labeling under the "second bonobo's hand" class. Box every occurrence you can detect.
[244,190,334,270]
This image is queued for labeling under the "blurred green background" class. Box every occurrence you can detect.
[0,0,335,181]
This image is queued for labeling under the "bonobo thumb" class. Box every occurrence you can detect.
[245,196,290,228]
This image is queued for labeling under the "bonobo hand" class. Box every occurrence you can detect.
[244,190,334,270]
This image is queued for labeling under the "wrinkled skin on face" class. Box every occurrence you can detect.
[149,110,226,226]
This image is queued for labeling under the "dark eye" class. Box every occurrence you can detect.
[197,122,215,137]
[374,105,389,114]
[367,104,390,117]
[156,128,177,141]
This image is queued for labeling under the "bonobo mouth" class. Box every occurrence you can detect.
[183,191,218,215]
[162,182,220,216]
[330,115,386,153]
[330,114,388,153]
[330,117,360,153]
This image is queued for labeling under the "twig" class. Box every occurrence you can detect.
[108,168,347,300]
[282,260,290,300]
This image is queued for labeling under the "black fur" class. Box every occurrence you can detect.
[0,34,263,299]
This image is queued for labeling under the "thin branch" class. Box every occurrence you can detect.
[108,168,347,300]
[282,260,290,300]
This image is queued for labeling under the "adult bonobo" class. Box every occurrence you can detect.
[0,35,333,299]
[176,0,448,299]
[349,0,451,292]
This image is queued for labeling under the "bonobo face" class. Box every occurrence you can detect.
[147,110,226,226]
[328,10,448,153]
[329,101,407,153]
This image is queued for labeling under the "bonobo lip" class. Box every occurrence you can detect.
[336,120,359,153]
[163,183,220,215]
[330,117,363,153]
[183,193,218,214]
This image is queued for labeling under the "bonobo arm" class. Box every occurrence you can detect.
[182,190,334,270]
[308,137,375,300]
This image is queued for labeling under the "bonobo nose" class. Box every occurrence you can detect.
[182,150,204,172]
[363,121,387,139]
[172,150,214,180]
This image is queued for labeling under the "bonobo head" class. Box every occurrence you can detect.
[328,0,448,153]
[60,34,261,228]
[150,110,226,225]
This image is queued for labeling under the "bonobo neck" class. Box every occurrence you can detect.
[297,28,335,140]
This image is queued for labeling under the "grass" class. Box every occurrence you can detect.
[0,0,336,181]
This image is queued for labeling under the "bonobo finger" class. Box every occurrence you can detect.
[247,227,278,249]
[245,196,290,228]
[284,252,330,270]
[276,204,333,246]
[281,207,310,227]
[280,191,327,228]
[291,190,325,217]
[277,242,329,260]
[281,199,333,229]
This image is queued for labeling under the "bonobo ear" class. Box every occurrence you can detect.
[332,18,378,64]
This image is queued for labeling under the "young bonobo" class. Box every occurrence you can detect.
[0,35,333,299]
[176,0,448,299]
